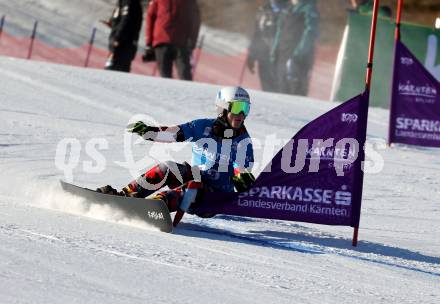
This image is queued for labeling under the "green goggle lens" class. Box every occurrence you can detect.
[228,101,250,116]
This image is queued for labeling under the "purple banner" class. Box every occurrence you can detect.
[388,40,440,147]
[195,92,369,227]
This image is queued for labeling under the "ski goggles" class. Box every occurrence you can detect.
[228,100,250,117]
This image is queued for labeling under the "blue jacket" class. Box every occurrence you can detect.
[179,118,254,192]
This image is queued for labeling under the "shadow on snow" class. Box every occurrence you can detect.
[175,217,440,277]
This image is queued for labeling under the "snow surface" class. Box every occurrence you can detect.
[0,56,439,303]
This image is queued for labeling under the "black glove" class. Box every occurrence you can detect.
[142,46,156,62]
[127,121,159,140]
[232,171,256,192]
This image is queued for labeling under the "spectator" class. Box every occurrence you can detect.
[247,0,288,92]
[271,0,319,96]
[104,0,143,72]
[144,0,201,81]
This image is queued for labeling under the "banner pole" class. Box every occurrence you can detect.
[352,227,359,247]
[352,0,380,247]
[387,0,404,146]
[27,21,38,60]
[364,0,380,91]
[395,0,403,41]
[387,0,403,147]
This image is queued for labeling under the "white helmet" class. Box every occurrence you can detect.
[215,86,251,116]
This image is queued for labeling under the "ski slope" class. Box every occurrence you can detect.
[0,57,439,303]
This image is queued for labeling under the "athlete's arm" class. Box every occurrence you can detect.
[126,121,185,143]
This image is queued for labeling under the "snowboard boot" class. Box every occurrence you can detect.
[151,192,167,202]
[96,185,140,197]
[120,185,139,198]
[96,185,119,195]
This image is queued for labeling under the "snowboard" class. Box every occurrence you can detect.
[59,180,173,233]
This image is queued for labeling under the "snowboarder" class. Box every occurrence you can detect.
[98,86,255,226]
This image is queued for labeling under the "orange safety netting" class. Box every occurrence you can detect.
[0,31,335,100]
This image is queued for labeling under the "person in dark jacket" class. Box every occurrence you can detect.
[104,0,143,72]
[247,0,288,92]
[271,0,319,96]
[144,0,201,80]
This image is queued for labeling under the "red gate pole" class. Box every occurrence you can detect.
[395,0,403,41]
[27,21,38,59]
[0,15,5,42]
[352,0,380,247]
[387,0,403,146]
[84,27,97,67]
[364,0,380,92]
